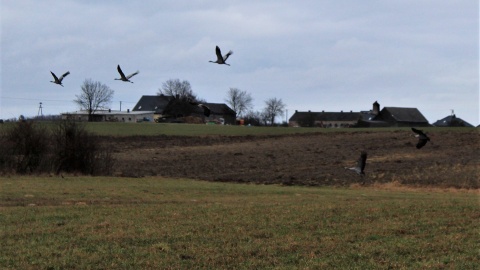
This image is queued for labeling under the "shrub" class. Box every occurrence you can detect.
[51,119,114,175]
[0,119,114,176]
[0,121,50,173]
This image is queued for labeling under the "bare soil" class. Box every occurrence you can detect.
[104,130,479,188]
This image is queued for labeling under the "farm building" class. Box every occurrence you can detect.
[288,110,363,127]
[134,95,236,124]
[201,103,237,125]
[358,102,430,127]
[132,95,175,118]
[162,99,236,125]
[290,101,430,128]
[61,110,154,123]
[432,114,474,127]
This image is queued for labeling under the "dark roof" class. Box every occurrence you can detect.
[132,95,174,114]
[374,107,429,123]
[202,103,236,115]
[432,115,474,127]
[359,111,377,121]
[289,111,361,122]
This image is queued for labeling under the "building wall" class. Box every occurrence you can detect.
[289,120,357,127]
[62,114,90,122]
[62,112,154,123]
[221,114,236,125]
[318,121,357,128]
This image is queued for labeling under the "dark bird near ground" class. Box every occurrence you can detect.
[115,65,139,83]
[411,128,431,149]
[345,151,367,176]
[209,46,233,66]
[190,102,211,117]
[50,71,70,86]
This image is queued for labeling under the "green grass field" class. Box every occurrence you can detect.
[1,177,478,269]
[1,121,476,136]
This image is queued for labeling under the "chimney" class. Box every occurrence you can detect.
[127,109,130,113]
[373,101,380,115]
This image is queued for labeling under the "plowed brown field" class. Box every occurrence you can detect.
[106,130,479,188]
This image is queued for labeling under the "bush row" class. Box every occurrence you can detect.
[0,120,114,175]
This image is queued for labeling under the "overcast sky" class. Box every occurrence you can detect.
[1,0,478,125]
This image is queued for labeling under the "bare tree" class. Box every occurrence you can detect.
[74,79,114,121]
[224,88,253,118]
[263,97,286,125]
[157,79,200,102]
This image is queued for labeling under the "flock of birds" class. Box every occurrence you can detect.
[49,46,233,116]
[49,44,433,181]
[346,128,431,180]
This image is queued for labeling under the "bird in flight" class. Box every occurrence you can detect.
[411,128,431,149]
[115,65,139,83]
[190,102,211,117]
[209,46,233,66]
[345,151,368,176]
[50,71,70,87]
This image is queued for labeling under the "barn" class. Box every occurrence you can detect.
[134,95,237,124]
[432,114,474,127]
[289,101,430,128]
[355,101,430,127]
[289,110,362,127]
